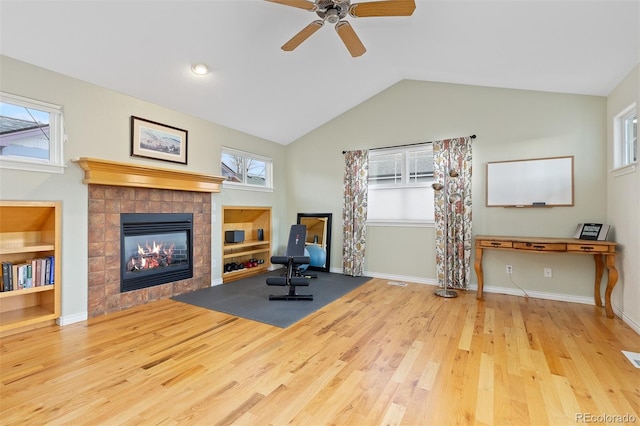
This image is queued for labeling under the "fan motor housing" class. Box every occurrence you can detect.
[316,0,349,22]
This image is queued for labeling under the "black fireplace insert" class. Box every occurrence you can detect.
[120,213,193,292]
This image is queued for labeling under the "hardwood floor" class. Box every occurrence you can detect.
[1,278,638,425]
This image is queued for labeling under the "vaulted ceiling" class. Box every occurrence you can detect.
[1,0,638,145]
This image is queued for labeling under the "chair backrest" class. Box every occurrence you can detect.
[285,224,307,257]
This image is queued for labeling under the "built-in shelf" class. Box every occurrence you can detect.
[222,206,272,283]
[0,201,61,336]
[73,157,225,192]
[0,284,55,299]
[0,243,55,255]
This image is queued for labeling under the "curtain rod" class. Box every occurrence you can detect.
[342,134,476,154]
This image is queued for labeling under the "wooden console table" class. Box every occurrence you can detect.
[474,235,618,318]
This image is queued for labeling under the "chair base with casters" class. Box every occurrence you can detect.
[267,225,313,301]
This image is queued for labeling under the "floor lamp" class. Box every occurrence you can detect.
[432,169,462,298]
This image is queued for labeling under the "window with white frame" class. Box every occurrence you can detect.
[613,103,637,169]
[367,143,435,224]
[0,92,66,173]
[221,147,273,190]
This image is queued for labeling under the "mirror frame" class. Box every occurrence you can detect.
[297,213,332,272]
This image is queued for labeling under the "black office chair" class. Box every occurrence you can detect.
[266,224,313,300]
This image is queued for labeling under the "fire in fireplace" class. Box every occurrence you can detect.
[120,213,193,292]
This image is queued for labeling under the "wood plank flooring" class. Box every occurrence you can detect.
[1,278,639,425]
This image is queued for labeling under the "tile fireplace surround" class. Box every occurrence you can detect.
[76,158,223,318]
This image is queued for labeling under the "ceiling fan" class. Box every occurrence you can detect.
[265,0,416,57]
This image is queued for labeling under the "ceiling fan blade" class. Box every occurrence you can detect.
[335,21,366,57]
[282,20,324,51]
[264,0,317,11]
[349,0,416,18]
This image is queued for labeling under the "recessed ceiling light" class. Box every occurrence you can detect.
[191,64,209,75]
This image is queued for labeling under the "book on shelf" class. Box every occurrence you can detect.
[48,255,55,285]
[31,259,39,286]
[39,257,46,286]
[34,256,55,286]
[17,264,22,289]
[1,262,12,292]
[12,263,20,290]
[0,257,55,292]
[14,262,32,290]
[25,264,33,288]
[45,257,51,285]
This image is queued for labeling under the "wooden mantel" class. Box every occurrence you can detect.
[73,157,225,193]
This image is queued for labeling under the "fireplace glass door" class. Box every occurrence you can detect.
[120,213,193,292]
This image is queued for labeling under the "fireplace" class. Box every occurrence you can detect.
[79,159,222,318]
[120,213,193,292]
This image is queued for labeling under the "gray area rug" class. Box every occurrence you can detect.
[172,270,371,328]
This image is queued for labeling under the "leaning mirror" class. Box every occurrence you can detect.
[297,213,332,272]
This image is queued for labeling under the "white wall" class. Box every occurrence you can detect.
[287,80,624,310]
[0,55,288,324]
[606,64,640,331]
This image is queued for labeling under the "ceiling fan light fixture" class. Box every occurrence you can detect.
[267,0,416,57]
[325,9,340,24]
[191,63,209,75]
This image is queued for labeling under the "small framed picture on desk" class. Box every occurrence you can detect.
[573,223,610,240]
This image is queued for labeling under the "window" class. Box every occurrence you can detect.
[367,143,435,224]
[221,147,273,190]
[0,92,66,173]
[613,103,637,169]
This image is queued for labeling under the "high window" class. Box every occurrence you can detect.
[221,147,273,190]
[613,103,637,169]
[367,143,435,224]
[0,92,66,173]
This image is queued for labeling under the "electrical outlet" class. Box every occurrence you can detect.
[506,265,513,274]
[544,267,552,278]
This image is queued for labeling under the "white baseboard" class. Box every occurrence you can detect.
[468,283,595,305]
[57,312,88,326]
[364,269,600,305]
[618,309,640,335]
[363,270,438,286]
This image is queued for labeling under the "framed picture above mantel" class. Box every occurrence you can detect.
[130,116,188,165]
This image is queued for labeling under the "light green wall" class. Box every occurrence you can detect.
[287,80,610,300]
[0,55,287,323]
[2,54,637,331]
[606,64,639,329]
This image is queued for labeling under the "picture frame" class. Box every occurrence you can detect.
[130,116,188,165]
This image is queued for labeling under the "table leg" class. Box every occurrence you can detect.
[475,247,484,300]
[593,254,604,308]
[604,254,618,319]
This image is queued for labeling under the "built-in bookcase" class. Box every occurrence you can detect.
[0,201,61,336]
[222,206,271,283]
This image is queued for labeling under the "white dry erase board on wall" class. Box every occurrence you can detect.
[486,156,574,207]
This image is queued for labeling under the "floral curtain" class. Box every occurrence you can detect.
[433,137,473,289]
[342,150,369,276]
